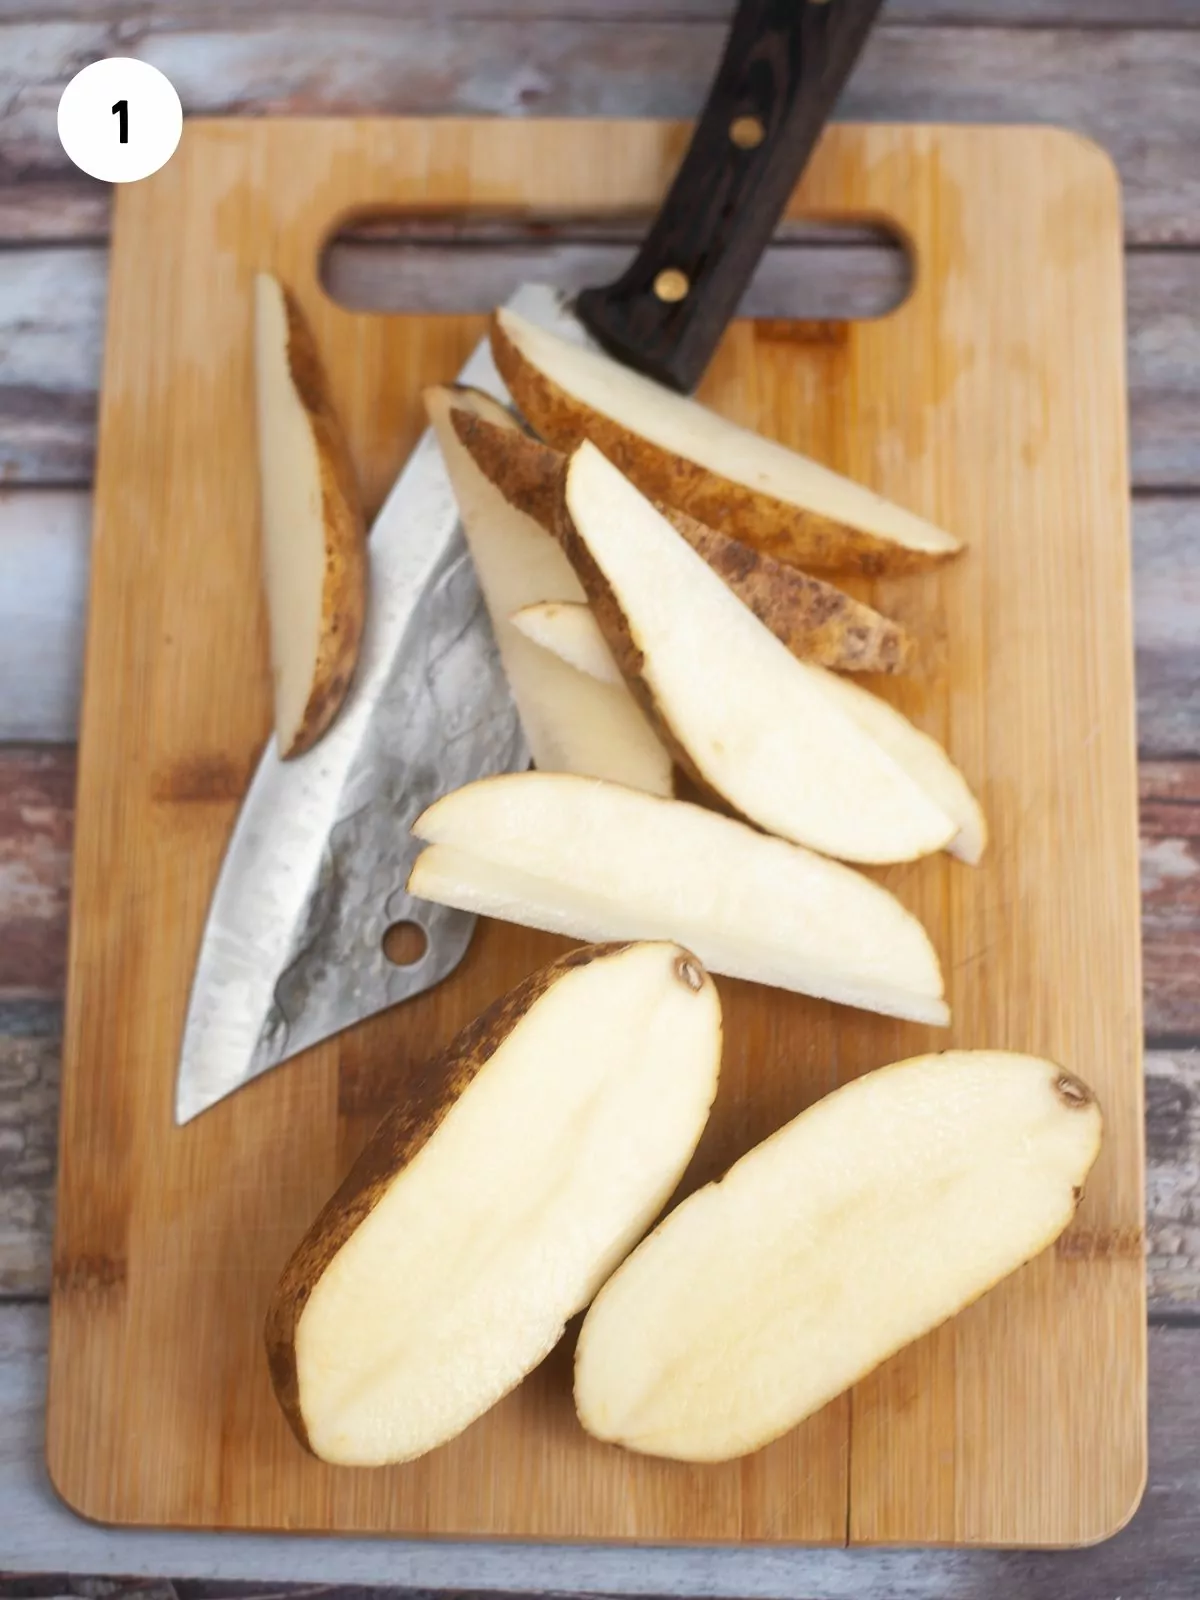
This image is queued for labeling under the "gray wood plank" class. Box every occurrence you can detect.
[1135,495,1200,759]
[4,1,1200,22]
[2,23,1200,243]
[1142,763,1200,1044]
[3,243,1200,489]
[0,1005,58,1301]
[0,491,89,743]
[0,1302,1193,1589]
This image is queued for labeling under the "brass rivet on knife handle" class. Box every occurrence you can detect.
[574,0,886,393]
[729,115,765,150]
[654,269,690,303]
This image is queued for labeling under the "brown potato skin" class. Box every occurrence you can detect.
[550,489,714,801]
[489,313,958,578]
[276,287,366,758]
[450,397,912,675]
[264,941,635,1455]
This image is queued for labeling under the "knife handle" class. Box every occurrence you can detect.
[575,0,884,393]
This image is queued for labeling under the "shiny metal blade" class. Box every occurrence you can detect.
[176,283,587,1123]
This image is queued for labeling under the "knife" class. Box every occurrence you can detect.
[176,0,884,1123]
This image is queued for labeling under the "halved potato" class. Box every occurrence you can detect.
[575,1050,1102,1462]
[409,772,949,1027]
[425,385,673,796]
[490,307,962,574]
[266,940,722,1466]
[451,393,913,675]
[254,273,366,758]
[557,443,956,865]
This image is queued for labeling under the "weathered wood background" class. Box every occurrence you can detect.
[2,0,1200,1590]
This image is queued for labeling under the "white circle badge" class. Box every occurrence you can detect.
[57,58,183,184]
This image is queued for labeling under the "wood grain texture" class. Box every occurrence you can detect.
[1,1309,1198,1593]
[4,0,1200,21]
[0,491,90,743]
[45,119,1144,1547]
[0,1005,59,1299]
[4,244,1200,489]
[6,489,1199,757]
[0,749,73,1002]
[1142,763,1200,1042]
[2,24,1200,242]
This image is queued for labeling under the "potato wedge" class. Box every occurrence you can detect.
[557,443,956,864]
[266,940,722,1466]
[424,385,673,796]
[513,589,983,863]
[575,1050,1102,1462]
[451,393,912,674]
[409,772,949,1026]
[254,273,365,758]
[815,668,987,864]
[490,307,961,574]
[512,600,623,685]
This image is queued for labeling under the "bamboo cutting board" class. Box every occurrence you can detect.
[49,119,1146,1547]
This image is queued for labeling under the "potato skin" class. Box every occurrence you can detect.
[276,287,366,758]
[450,398,912,675]
[264,941,634,1455]
[489,312,956,578]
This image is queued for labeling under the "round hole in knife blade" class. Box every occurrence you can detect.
[383,920,429,967]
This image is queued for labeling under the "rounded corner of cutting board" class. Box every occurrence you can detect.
[1069,1443,1150,1550]
[44,1419,120,1530]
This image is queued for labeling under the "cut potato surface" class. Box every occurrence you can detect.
[559,443,955,864]
[575,1050,1102,1463]
[425,385,673,796]
[452,394,912,675]
[266,941,722,1466]
[409,773,948,1026]
[512,601,622,685]
[491,308,961,574]
[511,605,980,859]
[254,273,365,758]
[812,668,987,864]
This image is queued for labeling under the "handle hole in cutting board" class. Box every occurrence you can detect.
[320,212,912,323]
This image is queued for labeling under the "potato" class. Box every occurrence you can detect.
[511,600,624,685]
[556,443,957,865]
[490,307,962,575]
[266,940,722,1466]
[254,273,366,758]
[424,384,673,796]
[409,772,948,1026]
[450,391,913,675]
[575,1051,1102,1462]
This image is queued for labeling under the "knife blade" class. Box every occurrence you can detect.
[177,0,884,1122]
[176,284,588,1124]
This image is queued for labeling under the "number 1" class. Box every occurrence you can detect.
[112,100,128,144]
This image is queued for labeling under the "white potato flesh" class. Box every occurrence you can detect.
[811,668,987,865]
[575,1050,1102,1463]
[498,308,960,558]
[511,601,622,686]
[512,595,985,862]
[564,444,955,863]
[296,941,721,1466]
[425,388,673,796]
[409,773,948,1026]
[254,272,326,756]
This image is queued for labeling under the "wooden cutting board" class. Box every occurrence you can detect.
[48,119,1146,1547]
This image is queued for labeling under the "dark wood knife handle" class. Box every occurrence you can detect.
[575,0,884,393]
